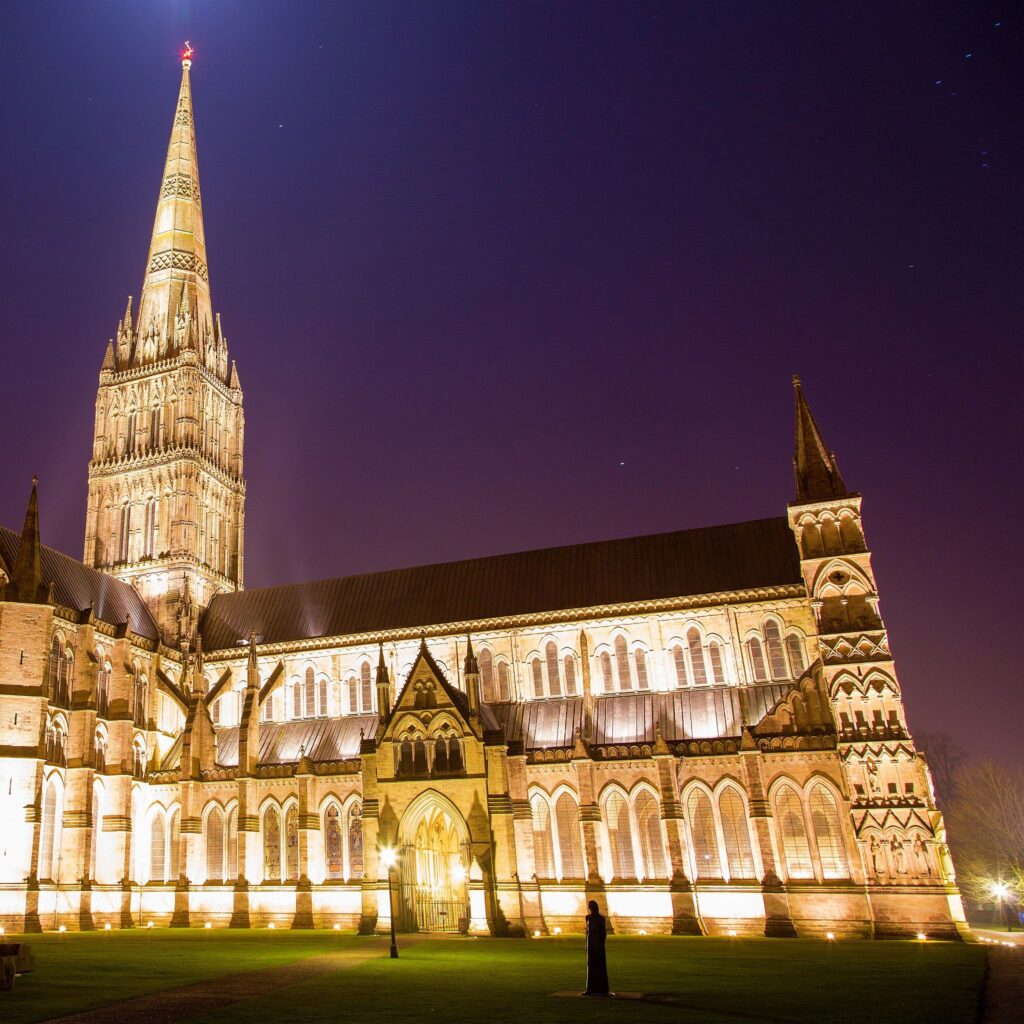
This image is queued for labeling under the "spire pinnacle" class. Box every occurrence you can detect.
[10,477,44,603]
[246,631,260,691]
[792,376,848,502]
[136,50,213,359]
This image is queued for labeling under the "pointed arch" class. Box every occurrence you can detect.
[686,787,721,878]
[634,788,666,879]
[809,784,850,879]
[718,785,756,879]
[553,789,585,879]
[774,784,813,879]
[530,792,555,878]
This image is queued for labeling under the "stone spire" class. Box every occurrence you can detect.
[246,632,260,692]
[375,644,392,721]
[792,375,848,502]
[136,48,213,352]
[9,477,44,603]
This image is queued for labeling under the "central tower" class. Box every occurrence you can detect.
[83,49,245,643]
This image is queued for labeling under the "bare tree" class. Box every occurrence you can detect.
[916,731,966,807]
[945,760,1024,915]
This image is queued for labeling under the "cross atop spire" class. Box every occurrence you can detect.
[792,376,848,503]
[135,51,213,355]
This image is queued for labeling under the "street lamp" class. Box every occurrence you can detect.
[992,882,1014,932]
[380,847,399,958]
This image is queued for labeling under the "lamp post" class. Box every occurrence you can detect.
[380,847,399,958]
[993,882,1014,932]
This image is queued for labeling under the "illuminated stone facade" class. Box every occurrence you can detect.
[0,58,966,938]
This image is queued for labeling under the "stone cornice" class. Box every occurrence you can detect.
[87,443,245,492]
[101,355,240,403]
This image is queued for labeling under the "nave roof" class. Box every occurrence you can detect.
[199,516,802,651]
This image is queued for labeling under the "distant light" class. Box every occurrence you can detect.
[104,923,112,931]
[333,923,341,931]
[533,930,541,938]
[268,922,276,929]
[146,922,154,929]
[917,932,927,941]
[727,929,737,937]
[553,926,562,935]
[204,922,212,930]
[451,863,467,884]
[58,924,67,933]
[380,847,398,869]
[638,929,647,936]
[826,932,836,941]
[993,882,1010,900]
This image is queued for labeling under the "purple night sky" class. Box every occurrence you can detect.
[0,3,1020,758]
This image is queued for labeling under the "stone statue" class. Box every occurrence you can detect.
[891,835,906,874]
[911,835,930,876]
[583,900,610,997]
[870,836,885,877]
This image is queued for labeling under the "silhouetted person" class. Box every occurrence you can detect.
[583,900,610,996]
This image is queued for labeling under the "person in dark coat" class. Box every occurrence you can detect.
[583,900,610,996]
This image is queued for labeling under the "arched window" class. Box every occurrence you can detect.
[708,642,726,685]
[318,675,328,716]
[118,504,131,563]
[206,806,225,880]
[531,795,555,878]
[555,792,585,878]
[169,809,181,879]
[449,737,463,773]
[479,650,494,702]
[809,785,849,879]
[292,681,302,719]
[614,636,632,691]
[398,739,413,776]
[324,805,343,880]
[226,806,238,879]
[719,788,755,879]
[39,778,59,879]
[776,787,813,879]
[143,497,157,558]
[746,637,768,682]
[497,662,511,701]
[672,645,689,687]
[413,739,428,775]
[90,782,103,878]
[133,738,147,779]
[434,736,449,773]
[263,807,282,882]
[764,620,789,679]
[687,790,721,878]
[605,792,635,879]
[634,791,666,879]
[347,803,363,879]
[304,667,316,718]
[634,650,650,691]
[93,728,107,771]
[285,806,299,881]
[785,633,806,677]
[599,652,614,692]
[545,642,562,696]
[346,675,358,715]
[563,655,577,696]
[687,628,708,686]
[531,658,544,698]
[134,672,149,728]
[360,662,373,712]
[96,657,111,718]
[48,636,61,691]
[150,808,167,882]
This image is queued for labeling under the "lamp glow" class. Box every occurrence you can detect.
[268,922,276,929]
[204,922,212,930]
[451,862,467,884]
[380,847,398,869]
[58,925,67,933]
[916,932,927,941]
[993,882,1010,900]
[146,921,153,929]
[826,932,836,941]
[104,923,111,931]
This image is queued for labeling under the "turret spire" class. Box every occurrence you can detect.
[10,477,44,603]
[136,49,213,353]
[792,375,848,502]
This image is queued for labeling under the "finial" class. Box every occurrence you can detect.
[792,373,801,388]
[181,41,194,68]
[32,474,38,487]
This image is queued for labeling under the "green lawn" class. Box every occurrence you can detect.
[2,931,986,1024]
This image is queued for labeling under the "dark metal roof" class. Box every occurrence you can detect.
[493,684,795,749]
[212,715,378,767]
[0,525,160,642]
[200,517,801,651]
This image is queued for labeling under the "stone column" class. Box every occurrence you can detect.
[231,776,256,927]
[654,747,701,934]
[293,762,315,928]
[507,753,545,935]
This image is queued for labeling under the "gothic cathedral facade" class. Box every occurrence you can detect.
[0,56,966,938]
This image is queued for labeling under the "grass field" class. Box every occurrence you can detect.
[2,930,986,1024]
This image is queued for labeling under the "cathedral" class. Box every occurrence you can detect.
[0,54,967,938]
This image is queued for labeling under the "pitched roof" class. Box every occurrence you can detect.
[200,516,802,651]
[212,716,377,767]
[0,525,160,642]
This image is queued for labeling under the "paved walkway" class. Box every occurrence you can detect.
[41,938,399,1024]
[976,931,1024,1024]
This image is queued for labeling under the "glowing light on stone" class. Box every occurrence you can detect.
[916,932,927,941]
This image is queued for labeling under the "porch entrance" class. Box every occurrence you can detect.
[397,796,470,933]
